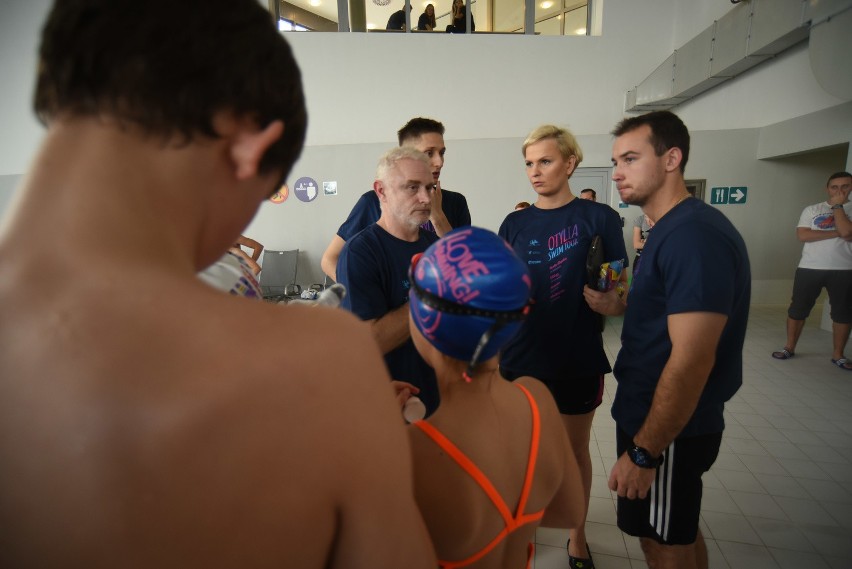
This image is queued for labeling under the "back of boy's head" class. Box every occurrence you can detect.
[34,0,307,177]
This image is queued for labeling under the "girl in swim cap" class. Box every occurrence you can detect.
[405,226,585,569]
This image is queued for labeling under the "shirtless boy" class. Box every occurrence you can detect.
[0,1,435,566]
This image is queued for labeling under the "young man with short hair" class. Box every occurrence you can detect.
[586,110,750,569]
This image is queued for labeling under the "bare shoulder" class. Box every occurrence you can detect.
[184,289,401,423]
[514,376,562,422]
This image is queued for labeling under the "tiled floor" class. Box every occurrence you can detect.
[533,305,852,568]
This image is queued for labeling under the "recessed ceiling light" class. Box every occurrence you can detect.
[574,27,586,35]
[367,22,376,29]
[540,1,553,8]
[309,0,321,6]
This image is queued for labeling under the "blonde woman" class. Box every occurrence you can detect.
[497,125,627,569]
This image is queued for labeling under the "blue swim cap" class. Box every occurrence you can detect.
[409,227,531,372]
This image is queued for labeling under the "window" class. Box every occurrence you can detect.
[494,0,587,34]
[279,18,310,31]
[272,0,590,34]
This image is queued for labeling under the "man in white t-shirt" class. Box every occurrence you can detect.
[773,172,852,370]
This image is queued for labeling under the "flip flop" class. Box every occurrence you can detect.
[772,349,794,360]
[831,358,852,371]
[566,539,595,569]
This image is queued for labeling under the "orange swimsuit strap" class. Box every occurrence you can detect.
[414,383,543,569]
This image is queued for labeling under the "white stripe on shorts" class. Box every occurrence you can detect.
[648,441,675,541]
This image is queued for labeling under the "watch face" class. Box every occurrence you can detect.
[629,446,660,468]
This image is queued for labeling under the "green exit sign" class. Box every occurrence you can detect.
[710,186,748,205]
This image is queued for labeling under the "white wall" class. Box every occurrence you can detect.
[1,1,846,164]
[0,0,50,176]
[756,100,852,159]
[677,43,847,132]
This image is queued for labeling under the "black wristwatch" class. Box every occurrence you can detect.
[831,204,844,210]
[628,445,663,469]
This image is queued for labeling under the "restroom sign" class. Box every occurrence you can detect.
[710,186,747,205]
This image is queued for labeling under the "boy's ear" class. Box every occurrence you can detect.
[231,119,285,180]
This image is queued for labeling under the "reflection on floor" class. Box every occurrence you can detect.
[533,305,852,569]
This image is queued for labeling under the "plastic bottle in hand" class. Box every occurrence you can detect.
[402,396,426,423]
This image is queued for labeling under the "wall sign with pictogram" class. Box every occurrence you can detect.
[710,186,747,205]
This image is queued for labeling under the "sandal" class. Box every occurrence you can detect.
[831,358,852,371]
[566,539,595,569]
[772,349,794,360]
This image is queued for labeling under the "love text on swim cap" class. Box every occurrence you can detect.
[433,229,489,304]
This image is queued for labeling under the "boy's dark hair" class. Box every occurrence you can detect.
[612,111,690,173]
[34,0,307,177]
[827,172,852,185]
[397,117,445,146]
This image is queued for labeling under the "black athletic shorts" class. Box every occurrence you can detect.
[788,268,852,323]
[616,428,722,545]
[503,372,604,415]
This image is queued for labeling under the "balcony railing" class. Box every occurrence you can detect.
[272,0,591,35]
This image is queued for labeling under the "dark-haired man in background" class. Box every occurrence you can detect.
[771,171,852,370]
[386,2,411,30]
[0,1,435,566]
[579,188,597,201]
[586,110,750,569]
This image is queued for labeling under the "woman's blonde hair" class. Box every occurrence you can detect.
[521,124,583,166]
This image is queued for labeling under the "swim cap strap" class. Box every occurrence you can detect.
[464,319,508,381]
[409,278,529,321]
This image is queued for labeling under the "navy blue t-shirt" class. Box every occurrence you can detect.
[498,198,627,380]
[612,198,750,439]
[337,224,440,414]
[337,189,471,241]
